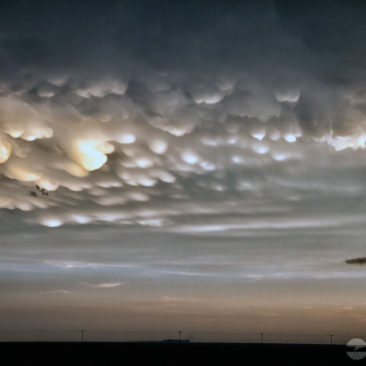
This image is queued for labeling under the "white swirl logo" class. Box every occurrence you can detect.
[347,338,366,360]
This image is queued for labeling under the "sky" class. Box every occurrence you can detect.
[1,0,366,343]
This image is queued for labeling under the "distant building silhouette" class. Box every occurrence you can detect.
[161,339,190,344]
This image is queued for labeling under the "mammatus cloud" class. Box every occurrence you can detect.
[1,1,366,230]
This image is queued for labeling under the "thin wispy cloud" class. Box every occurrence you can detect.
[83,282,123,289]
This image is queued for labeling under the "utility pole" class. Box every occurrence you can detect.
[260,332,264,344]
[178,330,182,342]
[81,330,84,343]
[330,334,333,345]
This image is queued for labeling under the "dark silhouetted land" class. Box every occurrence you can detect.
[0,342,360,365]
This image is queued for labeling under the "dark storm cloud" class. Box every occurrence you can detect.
[345,257,366,265]
[0,0,365,230]
[0,1,365,229]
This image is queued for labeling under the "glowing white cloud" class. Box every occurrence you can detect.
[275,90,300,103]
[42,218,63,228]
[74,140,114,171]
[74,80,127,98]
[148,139,168,154]
[0,137,11,163]
[284,134,297,143]
[182,151,199,164]
[117,133,136,144]
[322,134,366,151]
[6,165,41,182]
[136,157,154,168]
[251,130,266,141]
[252,143,269,154]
